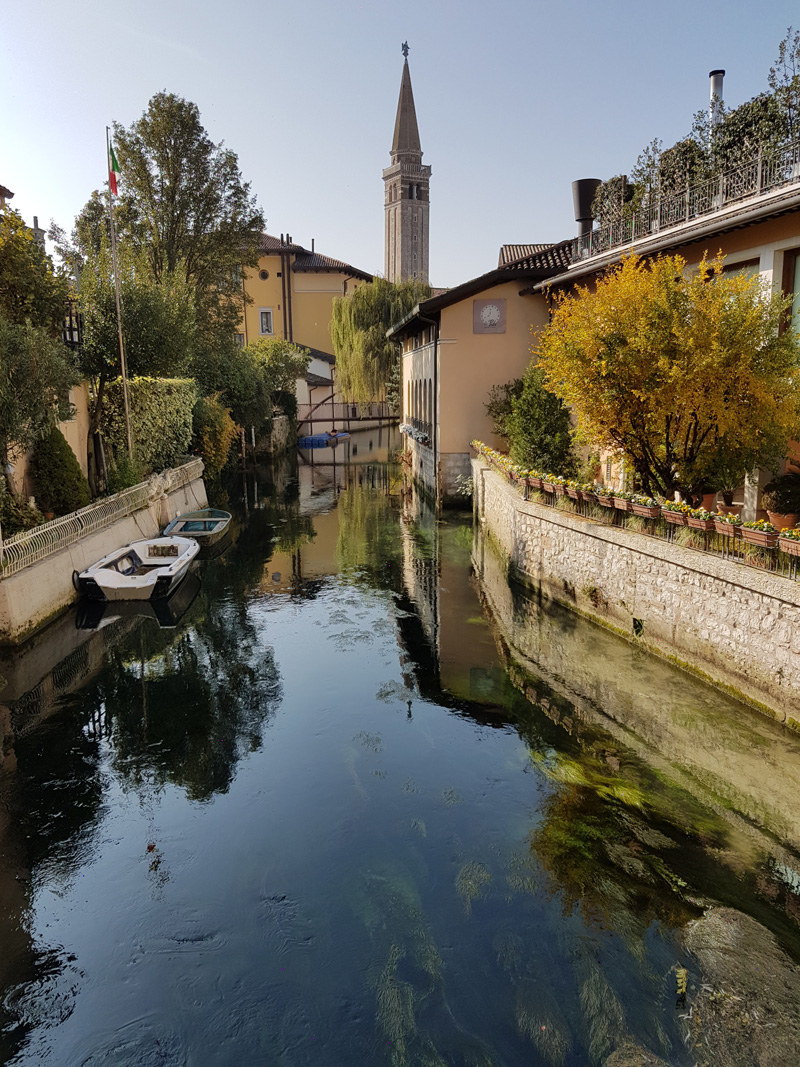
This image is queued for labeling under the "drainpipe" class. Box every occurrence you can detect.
[417,312,439,504]
[279,235,288,339]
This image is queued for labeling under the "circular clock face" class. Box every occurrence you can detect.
[480,303,501,327]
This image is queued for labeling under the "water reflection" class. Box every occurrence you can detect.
[1,438,799,1065]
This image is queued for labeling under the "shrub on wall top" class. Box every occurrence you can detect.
[31,425,91,516]
[102,377,196,474]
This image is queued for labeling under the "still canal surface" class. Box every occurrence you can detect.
[2,432,800,1066]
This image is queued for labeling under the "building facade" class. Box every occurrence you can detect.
[240,233,373,433]
[383,48,430,283]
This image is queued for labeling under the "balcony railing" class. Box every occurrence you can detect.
[572,139,800,262]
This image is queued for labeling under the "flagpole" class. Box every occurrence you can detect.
[106,125,133,459]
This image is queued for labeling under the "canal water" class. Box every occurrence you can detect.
[1,432,800,1066]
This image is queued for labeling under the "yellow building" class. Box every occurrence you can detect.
[240,234,373,429]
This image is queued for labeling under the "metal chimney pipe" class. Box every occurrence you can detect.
[572,178,601,237]
[709,69,725,126]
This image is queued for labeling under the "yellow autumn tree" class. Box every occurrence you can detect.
[536,253,800,500]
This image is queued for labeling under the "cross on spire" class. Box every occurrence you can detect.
[401,41,409,58]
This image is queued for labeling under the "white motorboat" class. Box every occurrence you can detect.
[73,536,199,602]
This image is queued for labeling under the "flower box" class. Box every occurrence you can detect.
[613,497,632,512]
[687,516,715,532]
[579,490,597,504]
[741,528,778,549]
[631,503,660,518]
[541,481,556,494]
[713,519,740,537]
[596,494,614,507]
[662,510,688,526]
[566,487,580,500]
[554,484,567,496]
[527,476,543,490]
[779,536,800,556]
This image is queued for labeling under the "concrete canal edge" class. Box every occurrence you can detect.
[0,465,208,647]
[472,459,800,730]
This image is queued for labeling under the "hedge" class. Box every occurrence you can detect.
[102,377,196,473]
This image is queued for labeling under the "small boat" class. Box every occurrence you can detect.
[161,508,232,546]
[73,536,199,602]
[297,432,351,448]
[75,571,202,630]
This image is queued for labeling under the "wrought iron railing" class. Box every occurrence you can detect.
[572,139,800,262]
[0,458,204,579]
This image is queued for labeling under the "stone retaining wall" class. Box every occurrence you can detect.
[472,459,800,727]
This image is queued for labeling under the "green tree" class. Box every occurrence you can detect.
[31,424,91,515]
[484,379,523,442]
[0,208,69,333]
[0,315,79,486]
[75,240,196,493]
[331,277,429,404]
[537,254,800,500]
[113,92,263,361]
[506,365,576,475]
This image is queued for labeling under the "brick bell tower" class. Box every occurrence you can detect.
[383,43,431,282]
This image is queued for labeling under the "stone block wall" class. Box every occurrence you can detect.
[473,459,800,727]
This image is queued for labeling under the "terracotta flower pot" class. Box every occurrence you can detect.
[766,511,798,532]
[713,519,740,537]
[741,528,778,549]
[662,510,688,526]
[779,536,800,556]
[717,504,742,517]
[701,492,717,511]
[631,503,661,518]
[687,516,715,532]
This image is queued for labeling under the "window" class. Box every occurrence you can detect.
[235,333,245,348]
[259,309,273,335]
[259,269,269,280]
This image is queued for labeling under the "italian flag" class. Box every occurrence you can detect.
[108,141,121,196]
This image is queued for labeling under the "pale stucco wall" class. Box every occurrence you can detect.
[473,459,800,726]
[438,283,549,456]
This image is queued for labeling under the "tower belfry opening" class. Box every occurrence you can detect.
[383,43,431,283]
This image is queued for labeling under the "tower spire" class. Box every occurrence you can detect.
[383,46,431,283]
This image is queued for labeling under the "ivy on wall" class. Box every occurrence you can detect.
[102,377,196,473]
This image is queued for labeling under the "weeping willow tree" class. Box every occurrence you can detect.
[331,277,431,406]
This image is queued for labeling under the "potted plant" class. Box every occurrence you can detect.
[566,480,581,501]
[712,511,743,537]
[578,482,598,503]
[741,519,778,549]
[595,485,615,507]
[630,494,661,518]
[612,489,633,512]
[661,500,690,526]
[552,476,568,497]
[527,471,543,490]
[761,473,800,532]
[778,527,800,556]
[687,507,716,532]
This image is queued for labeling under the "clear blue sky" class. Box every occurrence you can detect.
[3,1,799,288]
